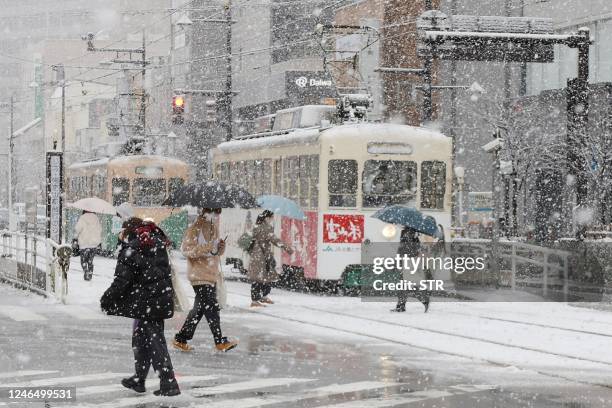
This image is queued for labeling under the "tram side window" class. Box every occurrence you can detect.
[362,160,417,208]
[328,159,357,207]
[133,178,166,207]
[299,156,309,207]
[288,157,299,202]
[273,159,282,195]
[310,155,319,208]
[112,178,130,206]
[221,162,230,182]
[213,163,221,180]
[168,177,185,199]
[262,159,272,195]
[254,160,264,196]
[237,161,246,189]
[421,161,446,210]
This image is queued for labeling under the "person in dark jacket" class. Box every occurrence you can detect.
[100,217,180,397]
[392,227,430,313]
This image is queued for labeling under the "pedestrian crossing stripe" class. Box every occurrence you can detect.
[76,375,220,398]
[191,377,316,397]
[0,370,59,381]
[3,372,129,388]
[316,384,497,408]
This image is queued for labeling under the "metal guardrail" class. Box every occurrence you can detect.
[0,230,71,303]
[452,238,572,300]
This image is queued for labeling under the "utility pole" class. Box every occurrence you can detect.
[141,31,147,136]
[422,0,434,123]
[8,95,14,230]
[223,0,233,141]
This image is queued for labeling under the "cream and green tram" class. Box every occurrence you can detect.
[66,155,190,252]
[211,122,452,290]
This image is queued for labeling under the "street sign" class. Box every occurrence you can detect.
[417,12,555,62]
[46,152,63,243]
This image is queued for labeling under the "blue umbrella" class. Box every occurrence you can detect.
[372,205,443,239]
[257,195,306,220]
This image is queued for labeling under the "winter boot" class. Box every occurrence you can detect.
[250,301,266,307]
[215,337,238,352]
[121,376,146,393]
[423,300,430,313]
[172,339,193,352]
[260,297,274,304]
[154,378,180,396]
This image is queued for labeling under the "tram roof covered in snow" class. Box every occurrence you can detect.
[216,123,450,155]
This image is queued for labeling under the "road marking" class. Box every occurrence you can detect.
[0,370,59,381]
[75,375,220,397]
[60,305,107,320]
[317,384,497,407]
[0,306,47,321]
[191,377,315,397]
[195,381,400,408]
[3,372,129,388]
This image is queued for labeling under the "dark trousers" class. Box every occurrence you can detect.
[132,319,175,383]
[80,248,96,275]
[396,290,430,310]
[175,284,224,345]
[251,282,271,302]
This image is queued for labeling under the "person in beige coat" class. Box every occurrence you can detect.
[173,208,237,352]
[248,210,293,307]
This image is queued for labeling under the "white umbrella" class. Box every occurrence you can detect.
[68,197,117,215]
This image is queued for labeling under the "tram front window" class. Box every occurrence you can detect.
[362,160,417,208]
[133,178,166,207]
[328,159,357,207]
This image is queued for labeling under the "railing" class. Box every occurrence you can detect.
[0,230,70,302]
[452,238,572,301]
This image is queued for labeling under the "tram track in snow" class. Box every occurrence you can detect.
[228,291,612,390]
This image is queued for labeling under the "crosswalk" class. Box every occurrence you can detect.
[0,305,107,322]
[0,369,496,408]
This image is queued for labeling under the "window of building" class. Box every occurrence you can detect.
[328,159,357,207]
[362,160,417,208]
[420,161,446,210]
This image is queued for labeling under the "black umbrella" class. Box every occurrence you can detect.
[163,181,259,209]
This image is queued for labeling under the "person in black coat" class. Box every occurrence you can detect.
[100,218,180,397]
[391,227,430,313]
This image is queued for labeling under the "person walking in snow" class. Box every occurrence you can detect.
[74,210,102,281]
[248,210,293,307]
[391,227,430,313]
[173,208,237,353]
[100,217,180,397]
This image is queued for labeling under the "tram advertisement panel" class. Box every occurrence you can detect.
[281,212,318,279]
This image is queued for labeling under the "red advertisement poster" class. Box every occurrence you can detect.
[281,211,318,279]
[323,214,364,244]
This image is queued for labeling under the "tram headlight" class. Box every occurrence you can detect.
[382,224,397,240]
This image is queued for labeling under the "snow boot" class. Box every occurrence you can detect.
[215,337,238,352]
[121,376,146,393]
[154,379,180,396]
[423,300,430,313]
[172,339,193,352]
[250,301,266,307]
[260,297,274,304]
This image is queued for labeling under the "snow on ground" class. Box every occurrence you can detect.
[37,254,612,390]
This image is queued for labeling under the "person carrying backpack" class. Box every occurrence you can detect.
[100,218,180,397]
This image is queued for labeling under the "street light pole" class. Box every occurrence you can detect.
[224,0,233,141]
[8,95,14,230]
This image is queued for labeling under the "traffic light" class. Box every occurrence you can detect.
[172,95,185,124]
[205,99,217,123]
